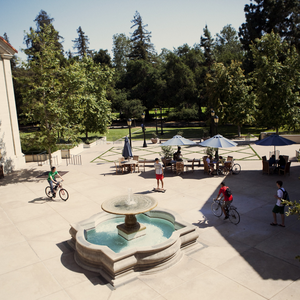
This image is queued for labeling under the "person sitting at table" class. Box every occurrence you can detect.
[269,155,276,167]
[206,155,214,175]
[173,146,182,161]
[278,155,286,170]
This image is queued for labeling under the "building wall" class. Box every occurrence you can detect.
[0,51,25,173]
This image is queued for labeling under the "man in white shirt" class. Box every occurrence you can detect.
[270,180,285,227]
[206,155,214,175]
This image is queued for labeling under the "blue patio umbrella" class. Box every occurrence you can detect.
[122,137,132,159]
[160,135,197,146]
[255,134,295,159]
[199,134,238,160]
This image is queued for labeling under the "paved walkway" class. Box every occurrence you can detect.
[1,140,300,300]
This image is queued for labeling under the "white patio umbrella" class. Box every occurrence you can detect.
[160,135,197,146]
[199,134,237,159]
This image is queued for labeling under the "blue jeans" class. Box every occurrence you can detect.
[48,179,57,194]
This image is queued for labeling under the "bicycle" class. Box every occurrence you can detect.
[45,181,69,201]
[211,198,240,225]
[220,160,241,175]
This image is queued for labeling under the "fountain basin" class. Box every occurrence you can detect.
[69,209,199,286]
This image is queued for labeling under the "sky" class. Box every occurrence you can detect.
[0,0,249,61]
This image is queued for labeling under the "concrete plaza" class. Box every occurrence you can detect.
[1,139,300,300]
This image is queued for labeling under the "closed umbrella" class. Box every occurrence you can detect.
[199,134,238,160]
[255,134,295,159]
[160,135,197,146]
[122,137,132,159]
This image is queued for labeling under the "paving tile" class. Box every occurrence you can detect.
[0,241,40,275]
[43,253,99,289]
[15,212,70,239]
[109,278,160,300]
[215,248,300,298]
[28,229,72,261]
[0,207,13,228]
[0,262,61,300]
[270,280,300,300]
[38,290,72,300]
[162,269,265,300]
[255,230,300,267]
[64,277,112,300]
[0,224,26,248]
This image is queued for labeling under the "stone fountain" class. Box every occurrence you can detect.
[68,191,199,286]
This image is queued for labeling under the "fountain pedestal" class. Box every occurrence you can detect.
[117,214,146,240]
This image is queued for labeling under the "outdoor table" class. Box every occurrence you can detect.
[120,160,138,173]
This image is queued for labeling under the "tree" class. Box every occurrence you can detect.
[206,61,256,136]
[93,49,112,67]
[72,26,92,58]
[200,25,215,67]
[251,32,300,133]
[78,56,113,138]
[24,10,64,61]
[128,11,156,61]
[214,25,244,66]
[112,33,131,73]
[239,0,300,72]
[19,24,79,166]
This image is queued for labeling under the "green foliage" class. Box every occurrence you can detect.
[160,146,173,159]
[112,33,131,73]
[200,25,215,67]
[167,104,198,121]
[72,26,92,58]
[251,32,300,133]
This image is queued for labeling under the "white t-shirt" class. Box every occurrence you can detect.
[154,162,163,175]
[206,157,211,164]
[276,188,285,206]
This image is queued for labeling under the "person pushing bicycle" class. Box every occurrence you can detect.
[216,182,233,220]
[48,166,63,198]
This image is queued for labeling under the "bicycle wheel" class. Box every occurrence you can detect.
[59,188,69,201]
[228,208,240,225]
[221,167,230,176]
[232,163,241,175]
[211,202,223,217]
[45,186,52,198]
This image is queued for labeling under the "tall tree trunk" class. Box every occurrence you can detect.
[276,128,279,134]
[237,125,241,137]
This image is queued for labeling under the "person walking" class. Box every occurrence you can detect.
[216,182,233,219]
[154,158,164,191]
[270,180,285,227]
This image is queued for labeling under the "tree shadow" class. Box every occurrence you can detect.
[0,168,46,186]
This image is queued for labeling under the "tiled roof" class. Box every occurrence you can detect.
[0,36,18,53]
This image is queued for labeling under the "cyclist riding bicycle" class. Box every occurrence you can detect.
[216,181,233,220]
[48,166,63,198]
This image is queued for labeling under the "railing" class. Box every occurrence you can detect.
[66,154,82,166]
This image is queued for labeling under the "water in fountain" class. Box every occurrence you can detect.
[86,214,175,253]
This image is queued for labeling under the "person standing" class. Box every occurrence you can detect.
[270,180,285,227]
[216,182,233,219]
[154,158,164,190]
[206,155,214,175]
[48,166,63,197]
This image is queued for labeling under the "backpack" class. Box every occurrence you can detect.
[280,188,289,205]
[225,187,232,197]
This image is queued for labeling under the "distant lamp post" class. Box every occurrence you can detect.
[141,113,147,147]
[127,118,132,149]
[210,108,215,137]
[155,108,158,135]
[160,107,164,135]
[214,115,219,135]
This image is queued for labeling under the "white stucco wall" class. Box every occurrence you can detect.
[0,39,25,173]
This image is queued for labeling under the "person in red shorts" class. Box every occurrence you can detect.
[154,158,164,190]
[216,181,233,219]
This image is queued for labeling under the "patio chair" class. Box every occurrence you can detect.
[186,159,195,172]
[133,156,140,172]
[162,158,173,172]
[203,156,209,174]
[227,156,233,162]
[282,155,289,164]
[176,161,184,175]
[279,161,291,176]
[262,160,274,175]
[114,161,123,174]
[262,156,267,162]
